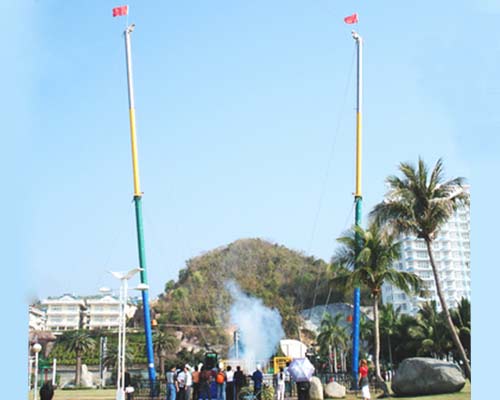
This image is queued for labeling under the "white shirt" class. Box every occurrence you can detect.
[185,371,193,386]
[177,371,186,388]
[226,371,234,383]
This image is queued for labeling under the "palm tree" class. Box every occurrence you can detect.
[332,223,422,383]
[153,330,180,377]
[103,342,134,371]
[316,313,348,373]
[358,314,374,359]
[392,313,420,364]
[450,297,471,360]
[411,301,452,359]
[370,158,471,379]
[59,330,96,386]
[379,303,400,369]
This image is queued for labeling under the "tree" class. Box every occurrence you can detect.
[153,330,180,376]
[411,301,452,358]
[370,157,471,379]
[358,314,374,359]
[332,223,422,383]
[103,342,134,372]
[450,297,471,361]
[379,303,400,369]
[59,330,96,386]
[392,313,420,364]
[316,313,348,373]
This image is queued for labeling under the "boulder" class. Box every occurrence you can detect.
[309,377,323,400]
[392,357,465,396]
[324,381,346,398]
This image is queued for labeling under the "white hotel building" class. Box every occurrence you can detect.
[86,295,121,330]
[382,200,471,315]
[40,294,131,331]
[43,294,86,331]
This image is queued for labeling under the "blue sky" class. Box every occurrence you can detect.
[2,0,498,394]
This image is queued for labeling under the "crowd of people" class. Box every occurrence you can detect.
[164,363,294,400]
[35,360,374,400]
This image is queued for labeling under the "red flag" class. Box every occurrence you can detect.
[344,13,358,24]
[112,5,128,17]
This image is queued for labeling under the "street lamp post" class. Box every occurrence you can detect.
[98,286,112,389]
[110,268,142,400]
[32,343,42,400]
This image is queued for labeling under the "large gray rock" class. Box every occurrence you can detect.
[309,377,323,400]
[324,381,346,398]
[392,357,466,396]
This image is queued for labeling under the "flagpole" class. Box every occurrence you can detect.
[351,29,362,390]
[123,23,157,391]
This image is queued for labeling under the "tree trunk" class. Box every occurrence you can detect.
[76,354,82,386]
[425,239,471,380]
[160,354,165,377]
[387,335,393,371]
[333,345,338,373]
[373,295,384,382]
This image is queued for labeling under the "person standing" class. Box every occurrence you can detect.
[178,366,187,400]
[124,370,134,400]
[167,365,179,400]
[216,366,226,400]
[275,368,285,400]
[199,367,211,400]
[185,365,193,400]
[39,381,54,400]
[225,366,235,400]
[296,381,310,400]
[251,365,263,400]
[233,366,245,400]
[358,359,371,400]
[192,366,200,400]
[284,362,292,399]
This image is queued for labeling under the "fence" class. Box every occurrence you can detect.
[131,373,356,400]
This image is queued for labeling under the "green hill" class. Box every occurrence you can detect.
[153,238,350,348]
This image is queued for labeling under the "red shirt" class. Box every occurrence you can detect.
[359,365,368,378]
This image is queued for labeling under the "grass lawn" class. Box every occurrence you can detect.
[28,382,470,400]
[342,380,471,399]
[29,389,116,400]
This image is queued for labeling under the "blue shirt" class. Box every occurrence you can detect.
[252,370,263,389]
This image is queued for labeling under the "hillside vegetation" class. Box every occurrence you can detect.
[153,238,350,346]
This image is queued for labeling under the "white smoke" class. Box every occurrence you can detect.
[226,281,285,371]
